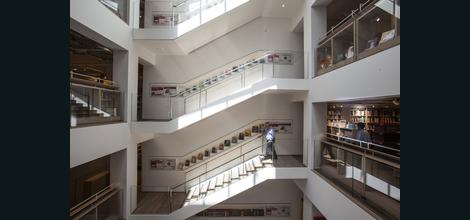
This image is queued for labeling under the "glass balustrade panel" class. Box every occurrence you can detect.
[332,24,354,66]
[70,84,122,127]
[174,0,202,35]
[316,40,332,76]
[201,0,226,24]
[357,0,399,57]
[98,0,129,23]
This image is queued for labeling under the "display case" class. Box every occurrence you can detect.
[357,0,400,59]
[314,0,400,77]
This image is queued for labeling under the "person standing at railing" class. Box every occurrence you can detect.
[356,122,371,142]
[263,122,278,160]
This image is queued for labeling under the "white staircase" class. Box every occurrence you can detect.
[129,156,307,220]
[183,156,268,206]
[132,78,309,134]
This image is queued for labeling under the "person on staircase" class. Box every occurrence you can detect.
[263,122,278,161]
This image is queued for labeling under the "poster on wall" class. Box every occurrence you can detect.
[267,119,293,134]
[260,53,294,65]
[152,14,177,26]
[275,53,293,65]
[150,84,178,96]
[150,158,176,170]
[265,205,290,217]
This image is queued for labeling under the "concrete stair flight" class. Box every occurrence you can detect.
[182,156,272,207]
[70,98,120,126]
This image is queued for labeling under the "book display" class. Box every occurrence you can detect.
[176,123,265,170]
[178,52,294,97]
[174,120,292,171]
[196,204,289,217]
[326,100,400,148]
[244,129,252,137]
[238,132,245,140]
[231,136,238,144]
[197,153,204,161]
[357,1,400,58]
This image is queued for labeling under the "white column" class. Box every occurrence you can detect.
[303,194,314,220]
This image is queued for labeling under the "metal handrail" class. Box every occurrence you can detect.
[70,71,118,87]
[184,133,263,173]
[172,51,274,98]
[180,54,270,98]
[69,183,120,217]
[320,138,400,168]
[165,119,264,160]
[171,142,266,191]
[317,0,378,42]
[325,133,400,153]
[70,83,121,93]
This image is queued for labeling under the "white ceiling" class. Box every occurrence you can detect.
[135,0,305,55]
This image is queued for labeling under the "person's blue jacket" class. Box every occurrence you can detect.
[265,127,275,142]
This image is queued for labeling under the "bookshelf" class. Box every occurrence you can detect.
[326,102,400,148]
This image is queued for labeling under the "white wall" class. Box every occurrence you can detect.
[141,94,303,189]
[71,123,131,168]
[188,180,303,220]
[141,17,303,84]
[70,0,132,50]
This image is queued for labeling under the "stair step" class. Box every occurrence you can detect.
[208,178,217,191]
[250,161,255,171]
[72,109,98,114]
[70,105,87,109]
[253,157,264,168]
[261,158,274,164]
[245,161,255,172]
[223,172,231,183]
[238,165,247,176]
[231,167,239,179]
[216,175,224,187]
[186,187,195,200]
[192,185,200,198]
[73,112,102,117]
[200,182,209,194]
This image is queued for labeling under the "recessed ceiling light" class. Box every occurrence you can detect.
[281,3,285,8]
